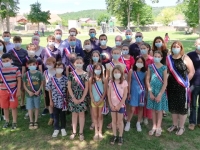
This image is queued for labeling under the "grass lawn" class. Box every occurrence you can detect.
[0,31,200,150]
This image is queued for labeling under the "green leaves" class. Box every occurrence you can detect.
[156,8,176,26]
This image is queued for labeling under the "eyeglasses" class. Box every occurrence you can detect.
[135,36,142,38]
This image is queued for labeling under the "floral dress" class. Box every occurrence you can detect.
[68,72,89,112]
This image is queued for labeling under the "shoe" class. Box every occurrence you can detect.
[11,123,17,131]
[48,118,54,125]
[20,105,26,111]
[70,133,76,140]
[2,122,9,129]
[93,134,99,141]
[155,128,162,137]
[118,137,123,146]
[52,130,59,137]
[110,136,118,145]
[24,112,29,119]
[144,118,148,125]
[136,122,142,132]
[167,125,178,132]
[61,129,67,136]
[42,108,49,116]
[79,133,84,141]
[98,133,103,141]
[188,124,195,130]
[149,128,156,136]
[176,127,185,136]
[34,122,38,129]
[124,122,130,131]
[29,122,34,130]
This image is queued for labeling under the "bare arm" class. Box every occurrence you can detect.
[80,81,88,101]
[184,56,195,80]
[66,66,69,77]
[89,78,95,103]
[22,66,26,77]
[145,67,151,91]
[128,69,132,94]
[101,78,108,100]
[38,65,43,73]
[118,85,127,108]
[158,69,168,95]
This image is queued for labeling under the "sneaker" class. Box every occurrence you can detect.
[11,123,17,131]
[2,122,9,129]
[48,118,54,125]
[42,108,49,116]
[188,124,195,130]
[136,122,142,132]
[20,105,26,111]
[61,129,67,136]
[144,118,148,125]
[124,122,130,131]
[24,112,29,119]
[52,130,59,137]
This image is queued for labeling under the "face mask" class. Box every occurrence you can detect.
[92,57,99,62]
[100,40,107,46]
[136,63,144,68]
[122,50,129,55]
[90,33,96,38]
[94,69,101,75]
[56,68,63,74]
[14,43,21,49]
[172,48,181,54]
[115,41,121,46]
[114,73,121,79]
[55,35,62,40]
[135,37,142,43]
[0,45,3,51]
[3,37,10,42]
[28,51,35,57]
[75,64,83,69]
[155,42,162,48]
[28,66,37,71]
[70,32,76,36]
[2,62,11,67]
[112,54,121,60]
[84,45,92,51]
[69,41,76,47]
[69,58,76,64]
[197,45,200,51]
[126,35,132,40]
[32,40,39,46]
[46,65,53,70]
[154,57,161,63]
[48,42,55,47]
[140,49,147,55]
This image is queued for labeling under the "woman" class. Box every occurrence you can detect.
[66,28,82,49]
[166,41,194,135]
[32,35,44,57]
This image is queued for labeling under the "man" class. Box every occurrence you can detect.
[121,29,134,46]
[89,28,100,50]
[65,28,82,49]
[129,32,144,59]
[114,35,123,49]
[41,27,44,36]
[2,31,15,52]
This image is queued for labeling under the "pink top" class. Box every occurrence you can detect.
[145,55,154,69]
[119,56,135,73]
[109,80,128,107]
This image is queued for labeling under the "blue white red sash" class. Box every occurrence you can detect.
[110,62,115,68]
[133,71,145,106]
[112,81,125,107]
[26,56,29,61]
[64,48,71,55]
[121,56,129,73]
[72,71,85,90]
[0,59,2,67]
[89,65,93,72]
[166,55,190,107]
[69,63,75,71]
[45,47,52,57]
[12,49,23,64]
[0,68,17,101]
[44,70,50,82]
[26,71,37,93]
[151,64,163,83]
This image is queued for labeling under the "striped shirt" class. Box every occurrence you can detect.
[0,66,21,90]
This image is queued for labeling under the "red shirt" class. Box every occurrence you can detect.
[119,56,135,73]
[145,55,154,69]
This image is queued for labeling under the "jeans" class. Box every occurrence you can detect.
[189,85,200,124]
[53,107,66,130]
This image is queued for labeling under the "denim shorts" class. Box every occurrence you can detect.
[26,96,41,110]
[110,107,125,114]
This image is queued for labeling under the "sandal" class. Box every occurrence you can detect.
[148,129,156,136]
[176,127,185,136]
[110,136,118,145]
[93,134,99,141]
[79,133,84,141]
[70,133,76,140]
[167,125,178,132]
[29,122,34,130]
[34,122,38,129]
[98,133,103,141]
[155,128,162,137]
[118,137,123,146]
[90,123,94,130]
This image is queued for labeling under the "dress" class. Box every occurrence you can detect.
[147,65,168,111]
[129,71,146,107]
[68,72,89,113]
[167,57,188,114]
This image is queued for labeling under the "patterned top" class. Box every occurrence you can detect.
[47,75,68,109]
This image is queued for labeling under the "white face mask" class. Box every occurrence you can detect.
[136,63,144,68]
[2,62,12,68]
[114,73,121,79]
[84,45,92,51]
[48,42,55,47]
[70,32,76,36]
[46,65,53,70]
[28,51,35,57]
[55,68,63,74]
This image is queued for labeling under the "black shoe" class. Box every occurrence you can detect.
[20,105,26,111]
[2,122,9,129]
[118,137,123,145]
[110,136,118,145]
[11,123,17,131]
[42,108,49,116]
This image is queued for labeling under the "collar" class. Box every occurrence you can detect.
[70,46,76,49]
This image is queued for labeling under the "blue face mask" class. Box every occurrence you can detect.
[14,43,21,49]
[155,42,162,48]
[197,45,200,51]
[154,57,161,63]
[92,57,99,62]
[90,33,96,38]
[135,37,142,43]
[69,41,76,47]
[115,41,121,46]
[112,54,121,60]
[94,69,101,75]
[172,48,181,54]
[3,37,10,42]
[140,49,147,55]
[100,40,107,46]
[122,50,129,55]
[126,35,132,40]
[29,66,37,71]
[0,45,3,51]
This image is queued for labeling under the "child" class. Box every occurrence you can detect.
[89,63,107,140]
[8,36,28,110]
[48,61,68,137]
[124,56,146,132]
[83,40,93,71]
[0,53,21,131]
[2,31,15,52]
[0,40,7,67]
[66,52,77,76]
[108,65,128,145]
[68,57,89,141]
[43,57,56,125]
[146,50,168,136]
[164,33,170,45]
[23,58,44,129]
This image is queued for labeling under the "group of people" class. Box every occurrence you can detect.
[0,28,199,146]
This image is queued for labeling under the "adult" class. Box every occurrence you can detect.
[121,29,134,46]
[129,32,144,59]
[89,28,100,50]
[167,41,194,135]
[32,35,44,57]
[65,28,82,49]
[2,31,15,52]
[41,27,44,36]
[151,36,168,65]
[187,38,200,130]
[114,35,123,49]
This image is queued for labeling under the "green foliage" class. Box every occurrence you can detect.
[97,13,110,25]
[62,20,68,27]
[0,0,19,19]
[156,8,176,25]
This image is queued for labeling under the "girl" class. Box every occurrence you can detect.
[146,50,168,136]
[89,63,107,140]
[124,56,146,132]
[164,33,170,45]
[66,52,77,76]
[108,65,128,145]
[83,40,93,71]
[68,57,89,141]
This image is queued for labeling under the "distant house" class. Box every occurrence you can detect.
[49,14,62,24]
[79,18,97,26]
[10,15,28,25]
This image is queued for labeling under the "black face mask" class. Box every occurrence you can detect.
[69,58,76,64]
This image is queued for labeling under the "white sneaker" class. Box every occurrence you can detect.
[144,118,148,125]
[124,122,130,131]
[52,130,59,137]
[61,129,67,136]
[136,122,142,132]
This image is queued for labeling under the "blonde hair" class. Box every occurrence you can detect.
[26,43,37,50]
[111,65,124,84]
[83,39,91,46]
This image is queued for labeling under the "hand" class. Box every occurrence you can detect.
[16,90,21,97]
[111,105,115,111]
[128,94,131,100]
[35,90,40,96]
[28,91,34,97]
[150,92,155,100]
[73,99,79,104]
[155,94,162,103]
[50,101,54,107]
[115,105,120,111]
[79,98,84,103]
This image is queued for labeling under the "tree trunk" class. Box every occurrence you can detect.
[127,0,130,29]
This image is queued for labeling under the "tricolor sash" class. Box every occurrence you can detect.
[26,71,37,93]
[12,49,23,64]
[151,64,163,83]
[133,71,145,106]
[110,62,115,68]
[69,63,75,71]
[64,48,71,56]
[121,56,129,73]
[72,71,85,90]
[89,65,93,72]
[0,68,17,101]
[0,59,2,67]
[44,70,50,82]
[26,56,29,61]
[45,47,52,57]
[166,55,190,108]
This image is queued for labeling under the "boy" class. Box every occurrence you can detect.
[8,36,28,110]
[0,53,21,131]
[47,61,68,137]
[2,31,15,52]
[23,58,44,129]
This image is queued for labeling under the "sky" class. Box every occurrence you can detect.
[19,0,177,14]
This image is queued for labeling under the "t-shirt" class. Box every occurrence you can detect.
[35,46,44,57]
[109,80,128,107]
[145,55,154,69]
[5,42,15,53]
[22,71,44,98]
[96,46,112,66]
[119,56,135,73]
[40,47,61,64]
[106,62,126,77]
[122,39,134,46]
[22,56,43,72]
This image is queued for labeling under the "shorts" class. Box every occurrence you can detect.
[0,90,18,109]
[91,101,104,108]
[45,90,50,106]
[110,107,125,114]
[26,96,41,110]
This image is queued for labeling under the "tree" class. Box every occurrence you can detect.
[27,2,51,31]
[97,14,110,25]
[156,8,176,26]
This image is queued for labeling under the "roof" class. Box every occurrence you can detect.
[10,15,27,23]
[48,14,62,23]
[79,18,90,22]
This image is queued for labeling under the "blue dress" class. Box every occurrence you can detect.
[147,65,168,111]
[92,80,104,102]
[129,71,146,107]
